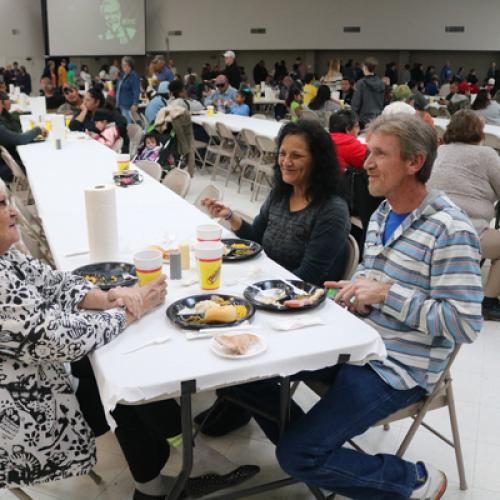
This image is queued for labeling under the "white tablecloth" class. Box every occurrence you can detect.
[434,117,500,138]
[192,112,284,138]
[18,136,385,422]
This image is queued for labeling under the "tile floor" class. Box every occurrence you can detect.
[3,169,500,500]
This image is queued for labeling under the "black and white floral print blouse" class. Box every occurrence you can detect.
[0,249,127,489]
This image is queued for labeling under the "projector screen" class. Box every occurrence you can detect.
[46,0,146,56]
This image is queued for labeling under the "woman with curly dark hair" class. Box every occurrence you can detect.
[199,120,351,435]
[203,119,350,286]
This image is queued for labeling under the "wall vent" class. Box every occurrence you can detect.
[250,28,266,34]
[445,26,464,33]
[11,29,19,35]
[343,26,361,33]
[167,30,182,36]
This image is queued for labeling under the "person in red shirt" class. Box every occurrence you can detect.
[329,109,367,173]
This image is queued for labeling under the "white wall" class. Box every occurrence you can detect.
[0,0,45,92]
[147,0,500,52]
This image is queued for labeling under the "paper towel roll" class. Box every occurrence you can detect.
[85,185,119,262]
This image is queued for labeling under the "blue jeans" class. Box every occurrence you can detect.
[120,106,134,124]
[222,364,425,499]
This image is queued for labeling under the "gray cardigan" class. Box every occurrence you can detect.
[236,193,350,285]
[428,143,500,235]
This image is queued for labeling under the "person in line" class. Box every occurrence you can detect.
[338,78,354,105]
[214,114,482,500]
[88,108,120,150]
[57,58,68,88]
[225,88,251,116]
[321,59,343,92]
[329,109,367,174]
[109,59,121,83]
[17,66,32,95]
[351,57,385,128]
[56,84,83,116]
[153,55,174,83]
[0,181,259,499]
[307,85,339,128]
[428,110,500,320]
[286,86,303,123]
[253,60,268,85]
[302,73,318,106]
[116,56,141,124]
[197,121,351,435]
[79,65,92,88]
[440,61,453,82]
[0,93,22,133]
[66,63,76,86]
[222,50,242,90]
[204,75,237,109]
[471,88,500,125]
[41,60,57,88]
[0,123,48,182]
[144,81,170,127]
[385,61,398,85]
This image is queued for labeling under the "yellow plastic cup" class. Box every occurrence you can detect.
[28,119,35,130]
[207,105,215,116]
[117,154,130,172]
[339,99,345,109]
[195,242,223,290]
[133,249,163,287]
[65,116,71,128]
[45,119,53,132]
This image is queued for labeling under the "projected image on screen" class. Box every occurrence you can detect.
[98,0,136,45]
[47,0,145,56]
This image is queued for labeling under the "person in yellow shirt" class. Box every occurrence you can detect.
[303,73,317,106]
[57,59,68,88]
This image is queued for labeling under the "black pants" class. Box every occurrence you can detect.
[72,358,182,483]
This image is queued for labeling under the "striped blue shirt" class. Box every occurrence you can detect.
[355,190,483,393]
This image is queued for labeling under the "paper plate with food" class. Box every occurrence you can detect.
[113,169,143,187]
[243,279,326,312]
[222,239,262,262]
[210,332,267,359]
[73,262,137,290]
[166,294,255,330]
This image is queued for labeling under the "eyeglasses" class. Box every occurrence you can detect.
[63,87,73,94]
[215,83,226,88]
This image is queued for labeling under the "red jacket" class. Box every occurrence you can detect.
[330,132,367,173]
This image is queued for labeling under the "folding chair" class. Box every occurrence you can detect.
[341,234,360,280]
[237,128,261,193]
[201,122,221,170]
[305,345,469,491]
[162,167,191,198]
[135,159,162,181]
[300,109,321,122]
[127,123,144,157]
[211,122,240,185]
[0,146,31,204]
[251,135,277,202]
[484,132,500,152]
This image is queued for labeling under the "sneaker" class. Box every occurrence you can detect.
[482,297,500,321]
[410,462,447,499]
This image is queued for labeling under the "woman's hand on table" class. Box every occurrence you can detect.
[138,275,168,315]
[108,286,144,319]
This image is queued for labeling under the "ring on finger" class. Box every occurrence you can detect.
[349,296,356,305]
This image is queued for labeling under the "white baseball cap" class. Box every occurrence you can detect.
[488,78,495,85]
[223,50,236,59]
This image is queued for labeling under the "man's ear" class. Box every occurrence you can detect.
[407,152,426,176]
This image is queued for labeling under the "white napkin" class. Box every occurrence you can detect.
[268,315,325,331]
[186,322,253,340]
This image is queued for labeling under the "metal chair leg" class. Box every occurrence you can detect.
[8,489,33,500]
[446,382,468,490]
[88,469,103,485]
